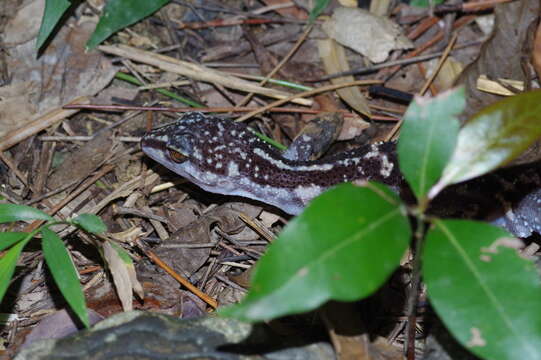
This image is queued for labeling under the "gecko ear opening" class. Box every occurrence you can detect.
[168,149,187,163]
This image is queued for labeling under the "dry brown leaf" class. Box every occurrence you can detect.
[369,0,391,16]
[429,57,464,92]
[0,0,117,142]
[456,0,538,118]
[154,205,247,281]
[260,0,308,19]
[317,39,372,117]
[102,241,134,311]
[455,0,540,164]
[476,75,524,96]
[322,7,412,63]
[532,17,541,80]
[109,227,145,242]
[47,133,114,189]
[0,82,37,136]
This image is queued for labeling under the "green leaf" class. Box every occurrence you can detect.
[309,0,331,23]
[72,214,107,234]
[0,237,30,303]
[423,219,541,360]
[221,183,411,321]
[36,0,71,51]
[0,232,29,252]
[410,0,445,7]
[108,241,133,264]
[397,88,464,202]
[0,204,54,224]
[41,227,89,328]
[433,90,541,196]
[86,0,171,49]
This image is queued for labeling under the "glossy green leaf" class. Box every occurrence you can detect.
[86,0,171,49]
[0,232,29,251]
[72,214,107,234]
[433,90,541,196]
[36,0,71,50]
[309,0,332,23]
[423,219,541,360]
[410,0,444,7]
[0,204,54,224]
[221,183,411,321]
[41,227,89,328]
[0,237,31,303]
[397,88,464,202]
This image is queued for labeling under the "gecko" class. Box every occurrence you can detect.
[141,112,541,237]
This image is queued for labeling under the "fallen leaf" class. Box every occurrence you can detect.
[455,0,540,164]
[0,0,117,141]
[322,7,412,63]
[317,39,372,117]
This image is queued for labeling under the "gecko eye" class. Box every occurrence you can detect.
[168,149,187,163]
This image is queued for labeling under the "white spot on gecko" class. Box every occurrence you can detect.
[228,162,240,177]
[192,149,203,160]
[380,155,394,177]
[254,148,333,171]
[294,184,322,205]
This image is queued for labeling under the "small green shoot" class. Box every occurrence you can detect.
[309,0,332,23]
[0,204,106,328]
[36,0,72,51]
[86,0,171,49]
[433,89,541,196]
[221,183,410,321]
[410,0,445,8]
[397,88,463,205]
[37,0,172,52]
[221,89,541,360]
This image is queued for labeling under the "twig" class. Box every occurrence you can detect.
[419,33,458,95]
[62,104,372,120]
[98,44,312,106]
[0,96,90,151]
[235,79,382,122]
[136,240,218,309]
[235,24,313,108]
[22,165,115,233]
[312,40,482,81]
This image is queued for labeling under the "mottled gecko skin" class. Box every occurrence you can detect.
[142,112,541,238]
[141,112,402,215]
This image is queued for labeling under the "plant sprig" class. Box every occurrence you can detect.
[221,88,541,360]
[0,204,106,328]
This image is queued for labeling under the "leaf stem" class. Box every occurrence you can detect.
[405,213,426,360]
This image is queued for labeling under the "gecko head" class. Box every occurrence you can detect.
[141,112,260,191]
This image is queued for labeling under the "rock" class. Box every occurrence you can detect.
[16,311,334,360]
